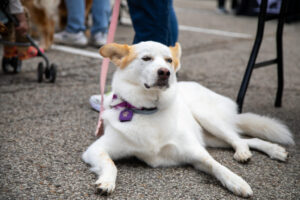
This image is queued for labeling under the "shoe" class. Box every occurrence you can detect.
[89,95,101,112]
[54,31,88,46]
[217,7,229,14]
[90,32,107,47]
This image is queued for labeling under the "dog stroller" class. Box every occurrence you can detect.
[0,0,57,83]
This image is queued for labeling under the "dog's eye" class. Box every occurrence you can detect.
[142,56,152,61]
[165,58,173,63]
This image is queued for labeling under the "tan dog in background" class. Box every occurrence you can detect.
[21,0,93,50]
[21,0,60,50]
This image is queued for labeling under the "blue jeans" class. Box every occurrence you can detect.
[127,0,178,46]
[65,0,110,35]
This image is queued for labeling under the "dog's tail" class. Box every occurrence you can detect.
[237,113,294,145]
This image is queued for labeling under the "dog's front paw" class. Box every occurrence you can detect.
[225,175,253,197]
[216,166,253,197]
[220,171,253,197]
[267,144,288,161]
[234,149,252,163]
[94,178,115,195]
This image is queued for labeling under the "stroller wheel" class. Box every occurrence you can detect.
[45,66,50,79]
[11,57,22,73]
[49,63,57,83]
[37,62,44,83]
[2,57,10,73]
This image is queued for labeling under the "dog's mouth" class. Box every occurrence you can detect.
[155,79,169,88]
[144,80,169,89]
[144,83,151,89]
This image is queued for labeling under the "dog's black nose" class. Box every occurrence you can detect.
[157,68,170,79]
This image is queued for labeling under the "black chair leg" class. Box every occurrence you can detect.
[237,0,268,113]
[275,0,288,107]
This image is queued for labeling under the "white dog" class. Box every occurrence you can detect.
[82,41,294,197]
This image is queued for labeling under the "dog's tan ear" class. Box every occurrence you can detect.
[99,43,135,69]
[169,42,182,71]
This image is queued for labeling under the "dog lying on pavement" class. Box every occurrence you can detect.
[82,41,294,197]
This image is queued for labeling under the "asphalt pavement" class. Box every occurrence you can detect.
[1,0,299,199]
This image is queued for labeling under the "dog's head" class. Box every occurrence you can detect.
[99,41,181,91]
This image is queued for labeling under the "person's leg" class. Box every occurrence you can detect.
[54,0,87,46]
[127,0,178,46]
[231,0,238,10]
[90,0,110,35]
[65,0,85,33]
[168,0,178,46]
[218,0,225,8]
[217,0,228,14]
[89,0,110,46]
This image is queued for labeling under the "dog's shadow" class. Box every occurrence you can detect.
[114,156,150,168]
[114,156,216,184]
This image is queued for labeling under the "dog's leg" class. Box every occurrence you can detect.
[82,129,129,195]
[82,139,117,194]
[187,146,253,197]
[200,118,252,162]
[203,133,288,161]
[245,138,288,161]
[45,18,55,50]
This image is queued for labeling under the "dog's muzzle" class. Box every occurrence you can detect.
[144,68,170,89]
[155,68,170,88]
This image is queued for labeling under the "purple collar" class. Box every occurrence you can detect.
[111,94,137,109]
[111,94,158,122]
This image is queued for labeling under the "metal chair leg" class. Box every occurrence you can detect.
[237,0,268,113]
[275,0,288,107]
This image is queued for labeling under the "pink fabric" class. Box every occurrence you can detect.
[95,0,121,137]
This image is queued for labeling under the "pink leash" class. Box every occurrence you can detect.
[95,0,121,137]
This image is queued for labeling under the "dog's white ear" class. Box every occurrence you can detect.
[99,43,136,69]
[169,42,182,71]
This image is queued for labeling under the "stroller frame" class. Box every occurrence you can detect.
[0,5,57,83]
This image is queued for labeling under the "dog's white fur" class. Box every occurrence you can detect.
[82,41,294,197]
